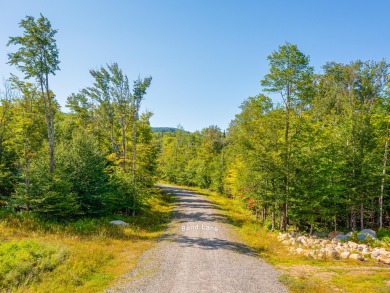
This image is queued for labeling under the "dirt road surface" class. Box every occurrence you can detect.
[108,184,287,293]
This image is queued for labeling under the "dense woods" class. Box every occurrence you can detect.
[0,14,156,218]
[157,43,390,232]
[1,15,389,234]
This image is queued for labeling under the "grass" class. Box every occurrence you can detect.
[0,187,174,292]
[168,184,390,293]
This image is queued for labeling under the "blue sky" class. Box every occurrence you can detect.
[1,1,389,132]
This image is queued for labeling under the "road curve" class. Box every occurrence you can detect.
[108,184,287,293]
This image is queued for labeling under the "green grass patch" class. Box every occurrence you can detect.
[0,239,68,290]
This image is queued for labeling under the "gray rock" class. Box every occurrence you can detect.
[371,251,381,259]
[335,234,348,241]
[360,229,377,238]
[109,220,129,226]
[357,229,377,241]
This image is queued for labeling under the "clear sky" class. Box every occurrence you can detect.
[1,0,389,132]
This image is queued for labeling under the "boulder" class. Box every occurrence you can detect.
[360,229,377,238]
[370,251,381,260]
[282,240,290,246]
[109,220,129,227]
[340,251,350,259]
[349,253,364,261]
[335,234,349,241]
[345,231,353,237]
[357,229,377,241]
[357,233,367,241]
[378,254,390,264]
[357,244,368,251]
[325,247,338,259]
[347,241,358,250]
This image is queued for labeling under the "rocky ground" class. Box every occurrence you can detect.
[278,231,390,264]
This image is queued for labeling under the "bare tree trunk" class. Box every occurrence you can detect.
[45,72,55,174]
[121,120,126,171]
[379,123,389,228]
[360,200,364,230]
[220,136,225,193]
[39,78,54,173]
[272,205,275,230]
[281,84,290,232]
[131,101,139,217]
[351,209,356,231]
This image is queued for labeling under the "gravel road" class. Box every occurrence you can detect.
[108,184,287,293]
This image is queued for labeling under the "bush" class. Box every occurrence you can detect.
[377,228,390,239]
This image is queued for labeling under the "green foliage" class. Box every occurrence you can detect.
[57,132,110,215]
[7,14,60,80]
[377,228,390,239]
[13,147,79,218]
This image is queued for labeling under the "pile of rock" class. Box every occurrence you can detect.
[277,230,390,264]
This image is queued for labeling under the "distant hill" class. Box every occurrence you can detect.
[152,127,182,133]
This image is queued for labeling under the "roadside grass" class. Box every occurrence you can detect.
[0,187,174,292]
[166,183,390,293]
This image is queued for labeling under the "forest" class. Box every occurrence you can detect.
[157,44,390,233]
[1,14,389,234]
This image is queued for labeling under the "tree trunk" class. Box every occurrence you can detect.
[39,77,54,173]
[360,200,364,230]
[351,209,356,231]
[379,123,389,228]
[272,204,275,230]
[282,84,291,232]
[121,120,126,171]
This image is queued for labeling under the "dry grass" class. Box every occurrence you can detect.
[0,187,174,292]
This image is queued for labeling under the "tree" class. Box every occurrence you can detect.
[7,14,60,173]
[131,77,152,212]
[109,63,132,170]
[261,42,314,231]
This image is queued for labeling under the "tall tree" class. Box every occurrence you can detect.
[7,14,60,173]
[132,76,152,184]
[109,63,132,170]
[260,42,313,231]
